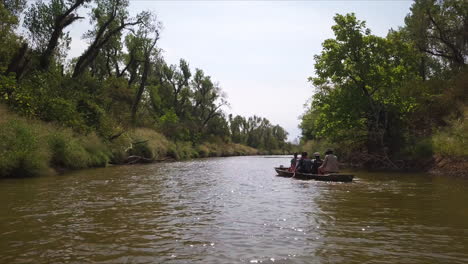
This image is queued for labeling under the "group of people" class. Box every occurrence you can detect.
[288,149,339,175]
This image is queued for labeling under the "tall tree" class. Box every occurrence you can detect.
[191,69,227,129]
[405,0,468,69]
[1,0,27,77]
[130,15,161,123]
[24,0,88,71]
[308,13,420,155]
[160,59,192,117]
[73,0,149,77]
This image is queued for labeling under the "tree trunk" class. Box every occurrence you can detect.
[73,19,143,78]
[6,43,30,81]
[131,60,149,123]
[39,0,85,71]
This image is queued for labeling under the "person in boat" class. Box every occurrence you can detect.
[311,152,322,174]
[296,152,313,173]
[288,153,299,172]
[318,149,339,175]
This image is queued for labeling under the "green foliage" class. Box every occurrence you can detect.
[173,141,198,160]
[403,138,434,159]
[0,119,50,178]
[47,130,110,169]
[0,105,113,177]
[433,109,468,158]
[107,133,132,164]
[0,74,18,103]
[196,142,258,158]
[129,141,153,159]
[159,109,179,124]
[129,128,170,160]
[0,1,25,68]
[196,144,210,158]
[302,139,338,157]
[405,0,467,68]
[228,114,289,152]
[301,10,467,166]
[25,0,73,50]
[48,132,89,169]
[307,13,420,154]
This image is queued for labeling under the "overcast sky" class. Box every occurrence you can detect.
[68,0,413,141]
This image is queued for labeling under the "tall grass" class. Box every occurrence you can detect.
[196,142,258,157]
[48,131,110,169]
[0,119,50,177]
[0,104,266,178]
[0,104,112,177]
[433,108,468,158]
[129,128,171,160]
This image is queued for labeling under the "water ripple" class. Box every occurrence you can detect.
[0,157,467,263]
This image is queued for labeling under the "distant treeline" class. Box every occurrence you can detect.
[0,0,292,177]
[300,0,467,168]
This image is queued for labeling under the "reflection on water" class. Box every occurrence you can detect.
[0,156,467,263]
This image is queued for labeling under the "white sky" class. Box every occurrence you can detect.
[67,0,414,141]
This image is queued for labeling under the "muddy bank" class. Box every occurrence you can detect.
[429,156,468,178]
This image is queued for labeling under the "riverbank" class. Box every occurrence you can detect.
[0,105,287,178]
[339,157,468,178]
[429,156,468,178]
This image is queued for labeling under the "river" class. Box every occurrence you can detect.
[1,156,467,263]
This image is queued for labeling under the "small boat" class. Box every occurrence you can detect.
[274,167,354,182]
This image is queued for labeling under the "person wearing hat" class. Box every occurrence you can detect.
[318,149,339,174]
[311,152,322,174]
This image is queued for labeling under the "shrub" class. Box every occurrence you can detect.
[81,133,111,167]
[48,132,88,169]
[165,141,198,160]
[175,141,197,160]
[433,108,468,158]
[130,128,171,160]
[0,119,50,177]
[107,133,132,164]
[130,141,154,159]
[197,144,210,158]
[196,142,258,157]
[166,142,179,159]
[401,137,434,159]
[47,130,110,169]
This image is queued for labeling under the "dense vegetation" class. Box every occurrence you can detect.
[0,0,292,177]
[300,0,467,168]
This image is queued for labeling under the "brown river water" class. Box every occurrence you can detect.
[1,156,467,264]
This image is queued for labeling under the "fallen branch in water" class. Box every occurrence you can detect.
[124,155,154,165]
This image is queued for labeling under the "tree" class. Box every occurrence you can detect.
[229,115,248,144]
[191,69,228,129]
[130,15,161,123]
[405,0,468,69]
[73,0,149,77]
[308,13,420,156]
[160,59,192,117]
[1,0,27,76]
[24,0,88,71]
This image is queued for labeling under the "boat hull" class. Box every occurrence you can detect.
[274,167,354,182]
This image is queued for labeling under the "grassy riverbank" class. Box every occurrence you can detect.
[300,108,468,177]
[0,105,268,178]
